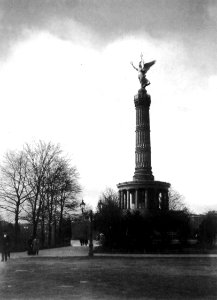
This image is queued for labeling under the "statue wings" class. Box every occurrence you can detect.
[142,60,156,73]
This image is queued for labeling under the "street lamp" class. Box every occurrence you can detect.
[80,199,94,257]
[98,200,103,212]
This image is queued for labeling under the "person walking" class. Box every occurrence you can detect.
[27,236,33,255]
[32,236,40,255]
[1,231,10,262]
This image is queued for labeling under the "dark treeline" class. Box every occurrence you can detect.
[0,141,81,250]
[94,189,217,253]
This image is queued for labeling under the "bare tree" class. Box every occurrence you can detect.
[98,187,119,207]
[0,150,31,244]
[24,141,62,238]
[0,141,82,247]
[95,188,121,248]
[43,157,81,245]
[169,187,188,211]
[57,162,81,243]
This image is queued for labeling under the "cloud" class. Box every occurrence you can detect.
[0,0,216,77]
[207,0,217,23]
[0,1,217,212]
[0,1,203,37]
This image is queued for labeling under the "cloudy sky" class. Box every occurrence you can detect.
[0,0,217,213]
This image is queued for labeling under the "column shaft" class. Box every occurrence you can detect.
[135,189,138,209]
[127,190,130,209]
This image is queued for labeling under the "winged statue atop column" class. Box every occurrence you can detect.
[131,54,156,89]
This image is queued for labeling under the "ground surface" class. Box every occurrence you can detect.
[1,254,217,299]
[1,243,217,299]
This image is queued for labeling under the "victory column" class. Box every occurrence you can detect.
[117,54,170,212]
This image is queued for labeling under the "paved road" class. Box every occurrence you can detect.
[11,240,90,259]
[9,240,217,259]
[1,255,217,299]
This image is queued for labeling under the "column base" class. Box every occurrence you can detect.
[133,173,154,181]
[117,180,170,212]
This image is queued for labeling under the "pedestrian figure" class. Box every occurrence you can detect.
[27,237,33,255]
[99,233,105,246]
[32,236,40,255]
[1,231,10,262]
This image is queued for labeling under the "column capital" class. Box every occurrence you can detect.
[134,89,151,107]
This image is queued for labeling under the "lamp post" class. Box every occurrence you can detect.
[98,200,103,212]
[89,210,93,257]
[80,199,94,257]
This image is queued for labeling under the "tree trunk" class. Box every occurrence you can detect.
[58,195,65,245]
[14,211,19,250]
[40,217,45,248]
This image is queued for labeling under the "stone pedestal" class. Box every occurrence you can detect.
[117,180,170,212]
